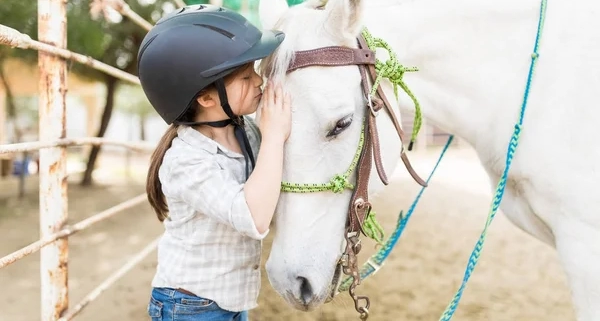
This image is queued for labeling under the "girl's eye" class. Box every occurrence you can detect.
[327,115,353,137]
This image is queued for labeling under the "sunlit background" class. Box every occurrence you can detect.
[0,1,576,321]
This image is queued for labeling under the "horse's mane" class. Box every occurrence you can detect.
[258,26,296,84]
[257,0,392,83]
[257,0,329,83]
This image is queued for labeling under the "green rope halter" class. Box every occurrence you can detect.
[362,211,385,246]
[280,124,384,244]
[361,28,423,150]
[279,127,363,194]
[279,27,423,245]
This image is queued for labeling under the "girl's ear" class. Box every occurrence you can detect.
[196,91,218,109]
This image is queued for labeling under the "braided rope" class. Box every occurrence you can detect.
[279,122,387,244]
[362,210,385,245]
[340,2,547,318]
[280,123,364,193]
[438,1,547,319]
[361,28,422,150]
[339,135,454,292]
[281,3,547,315]
[279,25,425,245]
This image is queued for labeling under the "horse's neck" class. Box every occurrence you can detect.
[363,0,541,147]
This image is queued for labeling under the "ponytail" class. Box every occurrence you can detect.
[146,124,178,221]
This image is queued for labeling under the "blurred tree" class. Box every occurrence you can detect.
[77,0,173,186]
[2,0,303,187]
[182,0,209,4]
[0,1,43,197]
[115,84,153,141]
[0,0,173,186]
[114,83,154,180]
[0,1,37,143]
[182,0,265,27]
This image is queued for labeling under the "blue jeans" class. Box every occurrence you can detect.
[148,287,248,321]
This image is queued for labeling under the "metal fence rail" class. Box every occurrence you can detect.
[0,137,155,154]
[0,194,148,269]
[0,0,184,320]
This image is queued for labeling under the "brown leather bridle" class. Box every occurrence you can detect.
[285,34,427,320]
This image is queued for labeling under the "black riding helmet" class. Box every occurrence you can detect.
[137,4,285,178]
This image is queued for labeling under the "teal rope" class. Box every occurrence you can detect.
[340,0,547,316]
[339,135,454,292]
[438,1,547,319]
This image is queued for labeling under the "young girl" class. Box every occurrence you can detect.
[136,4,290,321]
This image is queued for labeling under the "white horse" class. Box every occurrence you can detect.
[256,0,600,319]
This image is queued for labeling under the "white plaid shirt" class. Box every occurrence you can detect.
[151,117,267,312]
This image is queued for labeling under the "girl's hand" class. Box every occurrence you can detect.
[258,81,291,143]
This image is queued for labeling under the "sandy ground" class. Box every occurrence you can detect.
[0,146,576,321]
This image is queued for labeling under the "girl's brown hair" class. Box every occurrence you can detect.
[146,107,196,222]
[146,63,255,221]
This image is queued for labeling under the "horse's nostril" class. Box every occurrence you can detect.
[297,276,313,305]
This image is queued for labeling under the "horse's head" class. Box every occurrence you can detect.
[257,0,405,311]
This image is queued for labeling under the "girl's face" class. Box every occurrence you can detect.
[195,63,264,119]
[222,64,265,115]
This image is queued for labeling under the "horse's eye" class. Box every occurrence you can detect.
[327,115,353,137]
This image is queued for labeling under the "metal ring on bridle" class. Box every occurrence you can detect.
[359,308,369,321]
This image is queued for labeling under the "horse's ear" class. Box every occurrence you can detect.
[258,0,289,30]
[324,0,363,38]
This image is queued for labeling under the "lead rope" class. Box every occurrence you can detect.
[438,1,547,319]
[340,2,548,321]
[280,124,385,245]
[339,135,454,292]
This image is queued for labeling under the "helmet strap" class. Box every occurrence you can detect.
[175,78,256,180]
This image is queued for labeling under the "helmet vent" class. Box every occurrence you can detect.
[195,24,235,39]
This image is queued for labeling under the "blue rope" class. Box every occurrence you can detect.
[438,1,547,319]
[339,2,548,319]
[339,135,454,292]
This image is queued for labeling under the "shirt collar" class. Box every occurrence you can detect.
[177,126,243,158]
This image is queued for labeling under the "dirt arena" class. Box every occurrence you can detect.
[0,145,576,321]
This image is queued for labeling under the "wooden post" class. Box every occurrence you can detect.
[38,0,69,320]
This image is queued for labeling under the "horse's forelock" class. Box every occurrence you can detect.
[258,37,296,84]
[258,3,335,83]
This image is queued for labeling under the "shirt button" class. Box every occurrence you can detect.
[253,264,259,270]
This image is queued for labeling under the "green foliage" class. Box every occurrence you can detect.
[0,1,37,60]
[182,0,210,4]
[68,0,173,82]
[115,83,153,116]
[0,0,171,82]
[286,0,305,6]
[182,0,306,27]
[0,0,173,120]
